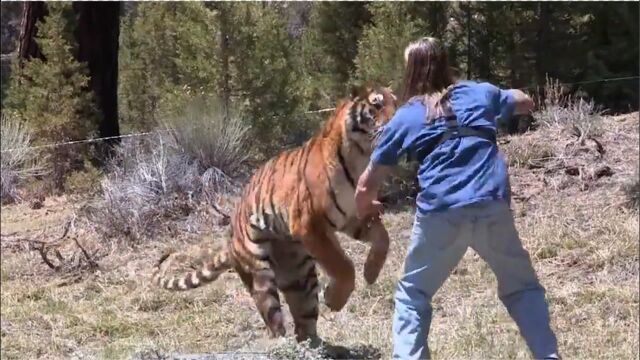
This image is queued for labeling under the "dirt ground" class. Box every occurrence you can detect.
[1,113,638,359]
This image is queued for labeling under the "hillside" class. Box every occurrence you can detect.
[1,112,638,359]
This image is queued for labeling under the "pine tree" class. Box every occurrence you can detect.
[118,2,220,131]
[4,2,99,143]
[226,3,305,152]
[580,2,639,111]
[353,3,424,93]
[300,2,371,107]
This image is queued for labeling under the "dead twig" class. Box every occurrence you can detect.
[57,215,74,241]
[72,237,99,270]
[22,216,102,275]
[38,244,60,270]
[210,201,230,220]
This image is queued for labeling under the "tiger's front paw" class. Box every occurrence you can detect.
[363,223,390,285]
[364,255,384,285]
[323,280,353,312]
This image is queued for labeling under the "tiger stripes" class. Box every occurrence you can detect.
[151,86,397,342]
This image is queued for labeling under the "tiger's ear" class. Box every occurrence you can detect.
[382,86,397,102]
[349,83,372,100]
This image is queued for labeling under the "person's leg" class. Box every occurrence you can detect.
[471,201,559,359]
[393,210,471,360]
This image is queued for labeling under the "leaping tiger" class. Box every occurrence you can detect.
[152,85,397,342]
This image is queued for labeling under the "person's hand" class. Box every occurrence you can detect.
[355,162,391,220]
[356,198,383,220]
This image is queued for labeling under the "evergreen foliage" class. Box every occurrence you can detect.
[2,1,638,158]
[4,3,99,143]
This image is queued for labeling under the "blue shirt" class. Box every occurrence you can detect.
[371,81,516,214]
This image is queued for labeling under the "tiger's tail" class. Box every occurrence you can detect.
[152,248,234,291]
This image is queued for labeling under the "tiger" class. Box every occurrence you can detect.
[151,85,398,342]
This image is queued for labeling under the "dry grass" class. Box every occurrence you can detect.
[622,168,639,210]
[501,135,555,169]
[1,113,638,359]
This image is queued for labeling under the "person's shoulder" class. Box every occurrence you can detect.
[454,80,499,91]
[453,80,502,99]
[454,80,479,87]
[386,99,426,129]
[397,98,426,116]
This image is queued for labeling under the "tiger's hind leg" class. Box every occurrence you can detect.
[237,263,286,338]
[280,256,321,342]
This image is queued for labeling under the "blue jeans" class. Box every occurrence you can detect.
[392,200,559,359]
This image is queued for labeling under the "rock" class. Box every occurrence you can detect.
[593,165,614,179]
[30,197,44,210]
[565,166,580,176]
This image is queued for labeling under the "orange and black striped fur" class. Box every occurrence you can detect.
[152,86,397,342]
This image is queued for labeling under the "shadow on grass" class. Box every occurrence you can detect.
[317,342,382,360]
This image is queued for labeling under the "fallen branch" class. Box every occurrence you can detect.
[16,216,102,275]
[38,245,60,270]
[72,237,99,270]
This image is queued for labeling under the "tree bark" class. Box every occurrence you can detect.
[478,4,492,82]
[465,2,472,79]
[17,1,47,62]
[535,2,551,107]
[218,5,231,119]
[72,2,121,158]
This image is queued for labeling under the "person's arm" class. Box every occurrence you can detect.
[355,162,392,220]
[490,86,534,131]
[354,106,421,219]
[502,89,534,116]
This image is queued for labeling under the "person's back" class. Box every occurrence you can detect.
[355,37,560,360]
[372,80,515,213]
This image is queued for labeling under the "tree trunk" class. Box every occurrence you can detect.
[507,8,517,87]
[72,2,120,159]
[478,4,492,82]
[535,2,551,106]
[465,2,472,79]
[427,2,446,36]
[218,5,231,119]
[17,1,47,62]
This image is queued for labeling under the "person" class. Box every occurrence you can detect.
[354,37,560,360]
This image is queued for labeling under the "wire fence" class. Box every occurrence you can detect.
[1,75,638,154]
[517,75,640,91]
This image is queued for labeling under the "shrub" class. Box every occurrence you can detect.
[228,3,305,155]
[119,2,305,155]
[160,95,250,176]
[82,135,200,242]
[379,160,420,207]
[0,114,47,203]
[118,2,220,132]
[63,162,103,196]
[537,76,604,139]
[82,133,239,243]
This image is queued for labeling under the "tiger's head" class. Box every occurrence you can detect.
[345,85,397,147]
